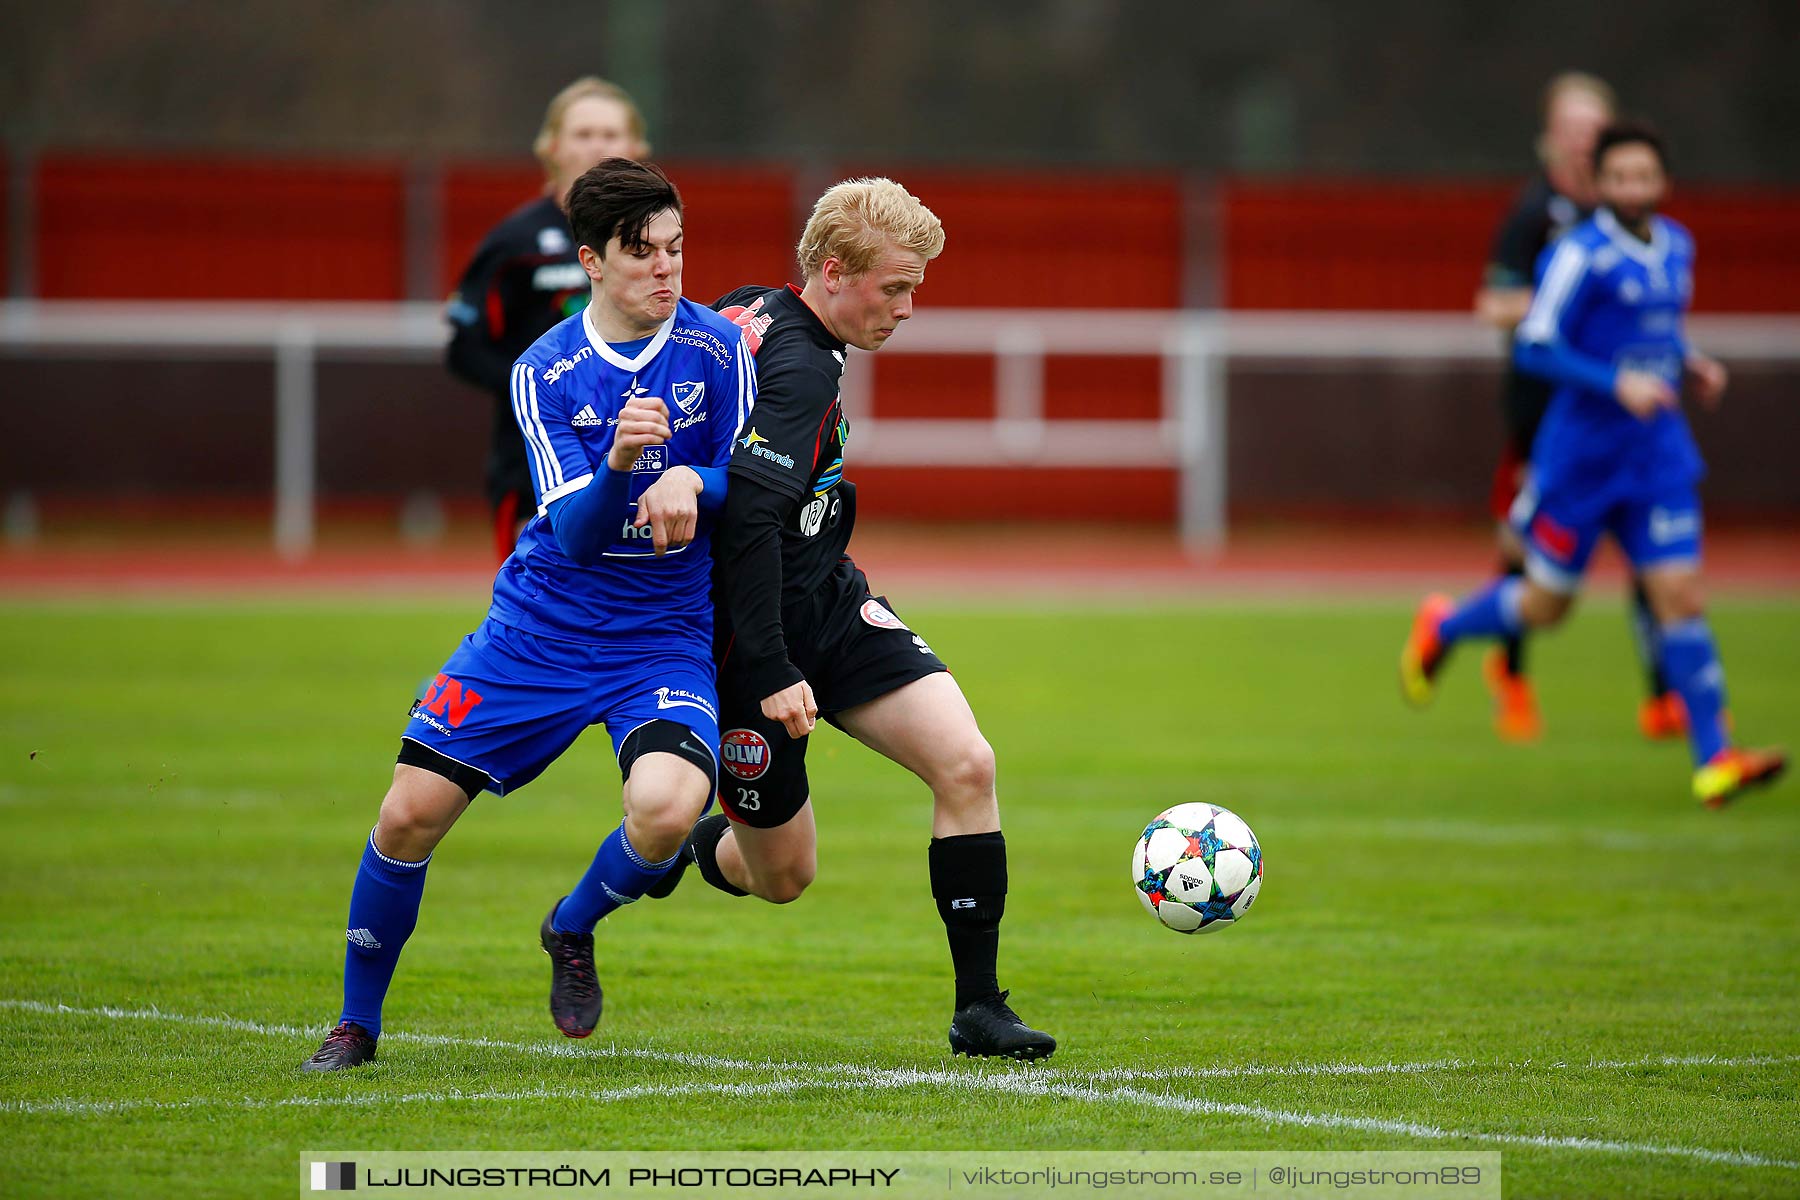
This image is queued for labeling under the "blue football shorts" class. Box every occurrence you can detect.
[1510,477,1703,595]
[401,617,720,795]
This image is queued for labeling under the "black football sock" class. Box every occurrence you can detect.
[929,831,1007,1009]
[1500,562,1527,676]
[690,812,749,897]
[1629,576,1668,696]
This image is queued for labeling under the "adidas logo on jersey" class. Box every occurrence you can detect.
[571,405,609,428]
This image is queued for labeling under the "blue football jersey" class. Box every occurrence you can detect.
[487,298,755,645]
[1514,208,1704,509]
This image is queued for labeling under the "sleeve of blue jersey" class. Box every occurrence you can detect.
[1512,236,1619,398]
[546,466,632,563]
[510,354,597,513]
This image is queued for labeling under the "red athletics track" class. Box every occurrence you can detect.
[2,525,1796,602]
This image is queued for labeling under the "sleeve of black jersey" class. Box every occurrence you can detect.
[726,354,840,499]
[717,474,805,700]
[444,229,518,395]
[1486,192,1543,290]
[713,345,840,700]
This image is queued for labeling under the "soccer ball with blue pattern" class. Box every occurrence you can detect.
[1133,803,1263,934]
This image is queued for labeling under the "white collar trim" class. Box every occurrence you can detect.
[583,305,677,372]
[1596,208,1668,267]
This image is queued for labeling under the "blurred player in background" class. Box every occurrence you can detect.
[303,160,754,1070]
[446,77,651,562]
[1404,122,1786,809]
[1471,72,1678,743]
[649,179,1056,1061]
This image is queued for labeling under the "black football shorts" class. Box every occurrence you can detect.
[715,559,947,827]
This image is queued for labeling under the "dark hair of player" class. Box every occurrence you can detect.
[565,158,682,259]
[1593,120,1668,173]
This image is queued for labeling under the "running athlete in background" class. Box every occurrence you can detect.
[650,179,1056,1061]
[1404,122,1785,810]
[303,160,754,1070]
[1473,73,1681,743]
[446,77,651,562]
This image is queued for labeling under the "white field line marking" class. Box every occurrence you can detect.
[987,1076,1800,1172]
[5,999,1798,1170]
[7,999,1797,1096]
[3,1060,1794,1173]
[8,999,1793,1087]
[0,1000,793,1073]
[1055,1051,1800,1085]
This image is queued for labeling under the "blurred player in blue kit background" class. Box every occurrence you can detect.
[1403,122,1786,810]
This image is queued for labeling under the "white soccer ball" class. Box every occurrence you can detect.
[1133,802,1263,934]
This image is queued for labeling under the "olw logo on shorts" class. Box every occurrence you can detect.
[421,673,485,729]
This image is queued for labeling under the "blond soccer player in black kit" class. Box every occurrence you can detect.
[649,179,1056,1061]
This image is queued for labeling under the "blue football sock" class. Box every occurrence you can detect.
[1659,618,1730,766]
[339,832,431,1039]
[1439,577,1525,646]
[553,823,679,935]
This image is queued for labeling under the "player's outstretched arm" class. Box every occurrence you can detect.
[633,466,705,556]
[717,475,814,737]
[1685,350,1728,410]
[1612,370,1680,420]
[1513,336,1625,400]
[1480,194,1543,332]
[1475,286,1532,331]
[1514,239,1618,398]
[445,238,517,394]
[543,397,671,564]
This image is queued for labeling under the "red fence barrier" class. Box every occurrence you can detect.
[834,168,1185,309]
[1222,178,1800,312]
[11,150,1800,311]
[36,154,409,300]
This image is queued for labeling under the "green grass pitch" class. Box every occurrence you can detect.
[2,595,1796,1198]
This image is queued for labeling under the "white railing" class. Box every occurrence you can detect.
[5,301,1798,556]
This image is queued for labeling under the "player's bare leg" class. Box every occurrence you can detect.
[302,766,471,1071]
[542,748,713,1037]
[620,752,715,862]
[710,801,818,903]
[1639,566,1785,808]
[836,672,1055,1061]
[835,672,998,835]
[373,765,472,861]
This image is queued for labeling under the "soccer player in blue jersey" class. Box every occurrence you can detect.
[1401,122,1785,809]
[445,77,652,563]
[302,159,755,1070]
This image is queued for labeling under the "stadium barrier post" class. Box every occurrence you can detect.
[274,320,317,559]
[994,320,1047,458]
[1171,313,1227,554]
